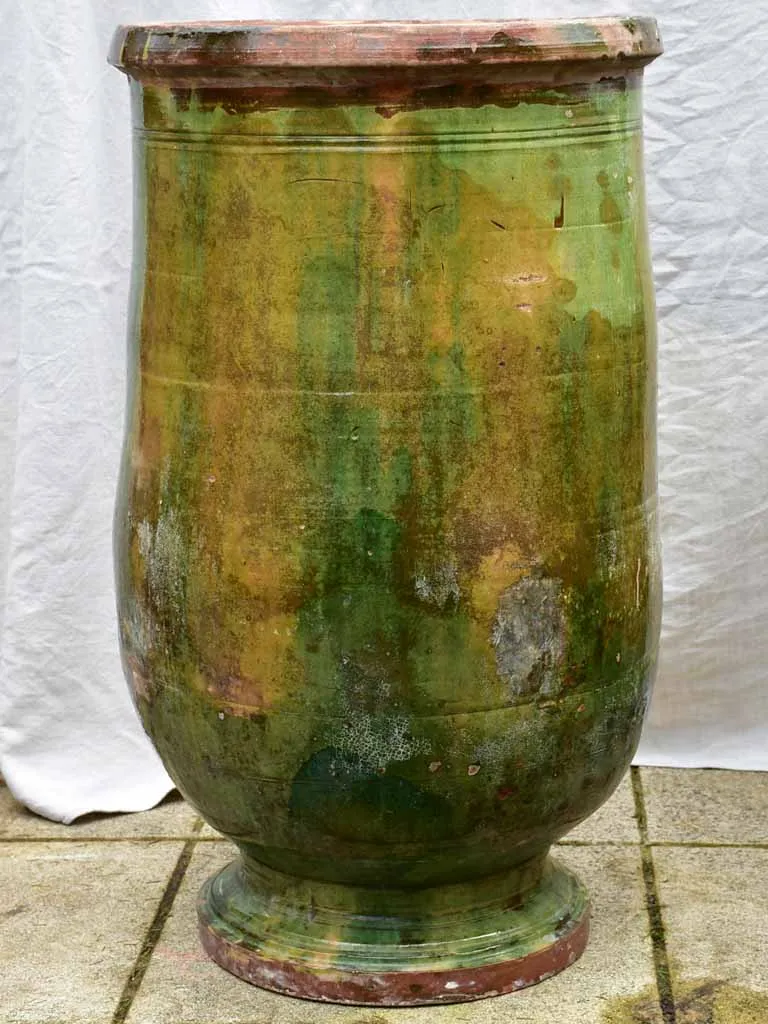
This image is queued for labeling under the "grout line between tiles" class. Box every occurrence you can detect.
[631,765,677,1024]
[649,840,768,850]
[557,838,640,847]
[111,820,203,1024]
[0,833,204,843]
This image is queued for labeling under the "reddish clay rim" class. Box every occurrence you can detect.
[197,907,590,1006]
[109,18,662,78]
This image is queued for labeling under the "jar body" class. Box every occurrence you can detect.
[114,25,661,1003]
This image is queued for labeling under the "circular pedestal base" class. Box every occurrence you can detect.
[197,854,590,1006]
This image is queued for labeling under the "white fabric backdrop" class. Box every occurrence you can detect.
[1,0,766,822]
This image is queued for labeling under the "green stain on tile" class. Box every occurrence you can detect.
[604,981,768,1023]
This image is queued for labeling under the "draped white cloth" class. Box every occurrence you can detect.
[1,0,766,822]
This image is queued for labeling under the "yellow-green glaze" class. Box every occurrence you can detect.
[112,20,661,1004]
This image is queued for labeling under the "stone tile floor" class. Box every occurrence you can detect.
[2,768,767,1024]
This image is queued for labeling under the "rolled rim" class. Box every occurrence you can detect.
[108,18,662,78]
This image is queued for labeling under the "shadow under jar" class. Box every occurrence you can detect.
[109,18,663,1006]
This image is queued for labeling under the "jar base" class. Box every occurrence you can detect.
[197,852,590,1006]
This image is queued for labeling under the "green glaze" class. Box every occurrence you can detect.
[113,29,661,1000]
[201,853,587,972]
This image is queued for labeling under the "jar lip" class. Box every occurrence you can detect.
[108,18,662,78]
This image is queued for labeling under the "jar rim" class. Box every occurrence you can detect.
[109,18,662,78]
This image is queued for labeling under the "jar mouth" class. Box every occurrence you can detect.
[108,18,662,80]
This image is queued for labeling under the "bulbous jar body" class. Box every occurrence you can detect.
[111,18,662,1006]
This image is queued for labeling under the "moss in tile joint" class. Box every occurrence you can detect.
[631,765,651,840]
[630,766,677,1024]
[111,823,202,1024]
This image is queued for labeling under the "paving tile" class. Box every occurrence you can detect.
[561,773,639,844]
[654,846,768,1016]
[641,767,768,845]
[0,840,184,1024]
[0,783,200,840]
[127,842,658,1024]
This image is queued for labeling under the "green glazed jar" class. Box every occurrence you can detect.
[109,18,663,1006]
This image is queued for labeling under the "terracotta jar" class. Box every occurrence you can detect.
[109,19,662,1006]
